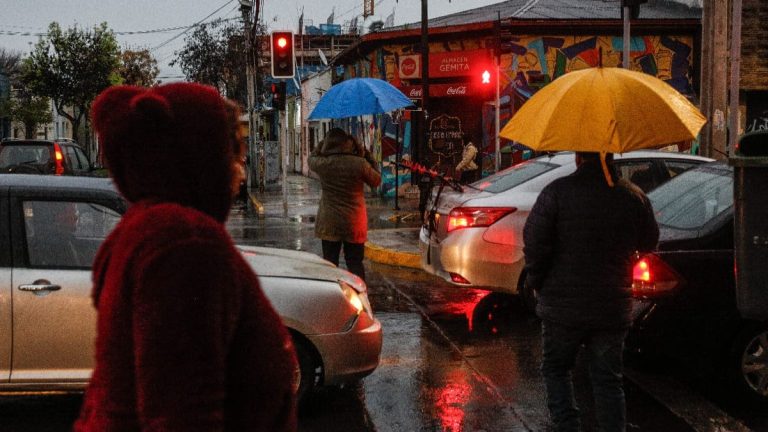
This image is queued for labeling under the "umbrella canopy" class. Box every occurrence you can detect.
[308,78,414,120]
[499,67,707,154]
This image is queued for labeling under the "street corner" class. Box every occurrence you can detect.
[365,239,421,270]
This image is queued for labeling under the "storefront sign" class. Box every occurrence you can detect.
[398,55,421,79]
[396,50,492,79]
[397,83,489,98]
[431,49,492,78]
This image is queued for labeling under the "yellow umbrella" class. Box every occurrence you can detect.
[499,67,707,185]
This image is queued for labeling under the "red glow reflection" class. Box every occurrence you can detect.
[435,369,471,431]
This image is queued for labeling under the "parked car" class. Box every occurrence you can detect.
[0,175,381,402]
[419,150,712,306]
[0,138,95,176]
[628,162,768,403]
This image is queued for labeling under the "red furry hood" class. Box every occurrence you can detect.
[91,83,234,222]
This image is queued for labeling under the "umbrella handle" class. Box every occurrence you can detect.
[600,152,614,187]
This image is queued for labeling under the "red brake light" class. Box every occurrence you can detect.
[450,272,471,284]
[446,207,516,232]
[632,254,683,298]
[53,143,64,175]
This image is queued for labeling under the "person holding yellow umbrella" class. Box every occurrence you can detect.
[504,66,706,432]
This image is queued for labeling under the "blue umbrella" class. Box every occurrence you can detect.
[308,78,414,120]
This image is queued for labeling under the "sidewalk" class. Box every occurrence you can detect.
[248,174,423,269]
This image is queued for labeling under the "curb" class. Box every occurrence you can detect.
[365,241,421,269]
[248,192,264,218]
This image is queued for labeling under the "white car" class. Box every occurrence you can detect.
[419,150,712,309]
[0,175,381,402]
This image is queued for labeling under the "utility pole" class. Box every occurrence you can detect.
[700,0,729,160]
[240,0,257,192]
[729,0,742,155]
[420,0,430,167]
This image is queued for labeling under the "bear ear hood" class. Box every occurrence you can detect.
[91,83,235,222]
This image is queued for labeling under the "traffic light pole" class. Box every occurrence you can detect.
[495,64,501,172]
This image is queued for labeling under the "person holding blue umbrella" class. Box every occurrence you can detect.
[309,128,381,281]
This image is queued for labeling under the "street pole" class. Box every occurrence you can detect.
[701,0,729,159]
[420,0,430,166]
[622,6,630,69]
[394,114,401,211]
[729,0,743,156]
[241,2,256,192]
[495,64,500,172]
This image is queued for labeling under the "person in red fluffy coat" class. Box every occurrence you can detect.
[75,83,298,431]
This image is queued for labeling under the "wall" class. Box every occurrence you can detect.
[740,0,768,91]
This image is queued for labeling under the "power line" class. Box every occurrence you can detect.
[151,0,235,52]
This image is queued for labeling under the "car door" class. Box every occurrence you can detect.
[0,188,11,383]
[9,188,122,384]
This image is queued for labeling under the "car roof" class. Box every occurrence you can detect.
[533,150,713,163]
[0,174,117,193]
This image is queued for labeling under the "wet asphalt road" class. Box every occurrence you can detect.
[1,200,766,431]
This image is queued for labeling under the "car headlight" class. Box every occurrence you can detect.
[339,279,373,319]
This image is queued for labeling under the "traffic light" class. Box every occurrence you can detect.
[270,31,295,79]
[271,82,286,110]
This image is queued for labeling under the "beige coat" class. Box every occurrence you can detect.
[456,142,478,172]
[309,143,381,243]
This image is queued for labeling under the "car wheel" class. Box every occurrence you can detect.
[728,323,768,404]
[292,336,320,406]
[517,273,537,314]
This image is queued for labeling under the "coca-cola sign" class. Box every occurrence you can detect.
[398,55,420,79]
[445,86,467,96]
[397,83,486,98]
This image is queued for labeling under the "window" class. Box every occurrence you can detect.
[24,200,121,268]
[649,167,733,231]
[663,160,700,180]
[64,146,82,170]
[473,160,559,193]
[74,146,91,168]
[614,160,655,192]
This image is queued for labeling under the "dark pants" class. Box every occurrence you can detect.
[321,240,366,281]
[460,169,478,184]
[541,320,628,432]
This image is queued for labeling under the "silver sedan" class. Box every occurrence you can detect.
[419,151,712,309]
[0,175,381,403]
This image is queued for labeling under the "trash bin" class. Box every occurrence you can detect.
[729,130,768,320]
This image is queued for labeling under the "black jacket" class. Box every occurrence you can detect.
[523,161,659,329]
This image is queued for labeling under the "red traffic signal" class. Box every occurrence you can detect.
[270,31,295,79]
[481,70,492,85]
[271,82,286,110]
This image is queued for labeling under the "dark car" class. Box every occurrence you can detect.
[0,139,94,176]
[628,162,768,403]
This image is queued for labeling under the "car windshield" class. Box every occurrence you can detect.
[648,164,733,231]
[0,145,50,168]
[471,159,560,193]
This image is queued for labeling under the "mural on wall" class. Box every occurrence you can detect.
[483,34,696,163]
[347,33,695,197]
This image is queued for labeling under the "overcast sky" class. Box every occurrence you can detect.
[0,0,503,81]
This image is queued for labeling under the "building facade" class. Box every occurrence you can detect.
[331,0,701,197]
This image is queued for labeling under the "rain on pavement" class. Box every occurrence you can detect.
[1,175,765,431]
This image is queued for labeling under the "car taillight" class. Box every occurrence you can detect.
[53,143,64,175]
[446,207,516,232]
[632,254,683,298]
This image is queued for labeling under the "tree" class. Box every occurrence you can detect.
[118,49,160,87]
[172,19,247,105]
[23,22,120,149]
[0,48,23,136]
